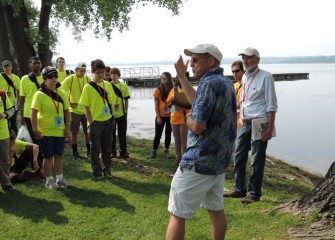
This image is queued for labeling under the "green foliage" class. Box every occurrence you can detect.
[1,0,185,68]
[0,136,321,239]
[50,0,184,41]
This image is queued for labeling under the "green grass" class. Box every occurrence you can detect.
[0,136,322,239]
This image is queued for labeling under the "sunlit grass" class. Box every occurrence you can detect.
[0,136,321,239]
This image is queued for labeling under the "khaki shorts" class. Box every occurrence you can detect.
[168,166,225,219]
[70,112,88,134]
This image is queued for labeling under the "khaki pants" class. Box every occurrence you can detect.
[0,138,10,186]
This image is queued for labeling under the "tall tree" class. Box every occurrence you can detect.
[0,0,185,76]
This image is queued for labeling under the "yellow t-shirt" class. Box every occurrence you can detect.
[153,87,170,118]
[234,81,242,129]
[110,82,130,118]
[57,70,67,83]
[0,92,13,140]
[79,80,116,122]
[14,139,27,153]
[20,74,44,118]
[167,87,191,125]
[31,88,69,137]
[60,74,91,115]
[0,73,20,105]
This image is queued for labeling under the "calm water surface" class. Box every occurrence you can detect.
[125,63,335,175]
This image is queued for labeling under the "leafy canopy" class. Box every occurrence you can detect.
[30,0,184,41]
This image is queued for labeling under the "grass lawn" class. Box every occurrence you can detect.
[0,136,322,239]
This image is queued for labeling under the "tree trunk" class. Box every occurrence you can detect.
[38,0,53,68]
[278,162,335,219]
[2,3,36,76]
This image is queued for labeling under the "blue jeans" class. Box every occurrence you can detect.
[233,123,268,197]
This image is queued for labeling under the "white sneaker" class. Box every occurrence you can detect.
[45,179,58,189]
[56,178,69,188]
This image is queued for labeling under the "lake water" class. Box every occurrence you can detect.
[123,63,335,175]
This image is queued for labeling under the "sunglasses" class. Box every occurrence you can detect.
[190,56,210,64]
[3,65,11,68]
[161,76,167,80]
[232,69,241,73]
[46,74,58,79]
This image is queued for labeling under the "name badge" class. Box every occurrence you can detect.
[103,106,110,116]
[54,116,63,127]
[170,105,176,114]
[164,106,170,115]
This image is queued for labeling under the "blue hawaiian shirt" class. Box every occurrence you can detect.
[180,67,237,175]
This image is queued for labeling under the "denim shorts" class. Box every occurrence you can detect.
[39,136,65,158]
[168,166,225,219]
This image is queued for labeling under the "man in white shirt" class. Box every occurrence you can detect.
[225,47,278,204]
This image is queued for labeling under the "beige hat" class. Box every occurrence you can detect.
[184,43,223,62]
[238,47,260,58]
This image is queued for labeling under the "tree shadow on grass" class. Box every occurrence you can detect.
[60,185,135,213]
[76,169,171,196]
[0,191,68,224]
[111,175,170,196]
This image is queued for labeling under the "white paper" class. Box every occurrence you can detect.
[251,117,276,140]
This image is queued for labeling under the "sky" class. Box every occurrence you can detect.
[34,0,335,64]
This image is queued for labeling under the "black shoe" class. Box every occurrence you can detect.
[223,191,247,198]
[241,195,260,204]
[164,149,171,159]
[147,151,157,159]
[93,175,104,181]
[104,174,113,180]
[72,152,83,160]
[2,184,15,192]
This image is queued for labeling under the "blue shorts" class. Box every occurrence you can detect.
[39,136,65,158]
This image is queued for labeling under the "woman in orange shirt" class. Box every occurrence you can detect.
[167,73,192,165]
[147,72,173,159]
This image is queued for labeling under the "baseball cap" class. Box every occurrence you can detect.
[238,47,260,58]
[42,66,58,79]
[76,62,87,68]
[184,43,223,62]
[2,60,12,67]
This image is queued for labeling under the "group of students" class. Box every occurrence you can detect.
[0,57,130,192]
[147,72,192,166]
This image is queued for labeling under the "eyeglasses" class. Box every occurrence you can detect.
[232,69,241,74]
[161,76,167,80]
[190,56,210,64]
[46,74,58,79]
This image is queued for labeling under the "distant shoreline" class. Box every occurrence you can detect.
[66,56,335,66]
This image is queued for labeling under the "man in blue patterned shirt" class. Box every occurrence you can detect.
[166,43,236,240]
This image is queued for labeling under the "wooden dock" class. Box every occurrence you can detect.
[119,67,309,87]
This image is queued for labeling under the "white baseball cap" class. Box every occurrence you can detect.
[184,43,223,62]
[238,47,260,58]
